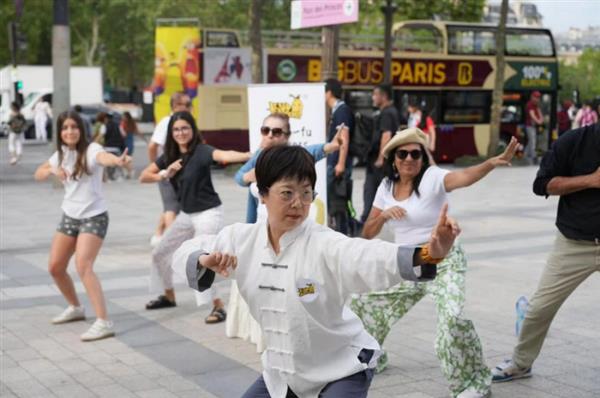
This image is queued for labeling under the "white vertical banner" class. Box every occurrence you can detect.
[247,83,327,225]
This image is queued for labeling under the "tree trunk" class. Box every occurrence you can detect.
[86,15,99,66]
[249,0,263,84]
[382,0,396,84]
[488,0,508,157]
[321,25,339,81]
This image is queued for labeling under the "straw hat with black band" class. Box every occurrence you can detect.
[382,127,429,159]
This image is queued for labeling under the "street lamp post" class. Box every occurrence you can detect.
[381,0,397,84]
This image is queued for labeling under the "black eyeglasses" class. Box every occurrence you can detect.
[260,126,289,137]
[395,149,422,160]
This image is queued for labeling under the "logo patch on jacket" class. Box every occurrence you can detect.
[296,278,319,303]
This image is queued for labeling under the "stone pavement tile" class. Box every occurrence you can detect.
[1,367,32,388]
[49,383,95,398]
[134,362,177,378]
[1,355,18,369]
[80,350,117,365]
[55,358,95,374]
[7,379,54,398]
[34,369,76,388]
[492,381,559,398]
[135,388,179,398]
[17,358,60,373]
[115,374,161,392]
[155,375,200,393]
[37,346,78,362]
[71,370,114,387]
[113,351,153,366]
[371,371,417,389]
[5,348,41,362]
[515,376,594,397]
[89,383,137,398]
[96,361,140,378]
[175,390,218,398]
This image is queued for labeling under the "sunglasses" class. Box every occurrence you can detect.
[261,126,289,137]
[395,149,422,160]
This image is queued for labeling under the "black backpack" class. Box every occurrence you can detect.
[349,112,373,162]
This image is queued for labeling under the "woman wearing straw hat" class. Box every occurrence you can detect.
[350,127,518,398]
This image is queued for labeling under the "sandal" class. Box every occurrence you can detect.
[205,307,226,324]
[145,295,176,310]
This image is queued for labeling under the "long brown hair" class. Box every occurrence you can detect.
[122,111,138,133]
[56,111,91,180]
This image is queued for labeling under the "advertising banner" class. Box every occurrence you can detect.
[152,25,200,122]
[291,0,358,29]
[504,61,558,90]
[268,54,494,87]
[203,48,252,86]
[247,83,327,224]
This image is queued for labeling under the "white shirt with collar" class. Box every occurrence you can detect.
[173,219,424,398]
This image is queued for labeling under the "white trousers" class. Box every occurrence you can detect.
[34,115,47,141]
[149,205,224,305]
[8,133,23,157]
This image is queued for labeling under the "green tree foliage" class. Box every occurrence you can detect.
[0,0,484,89]
[559,49,600,102]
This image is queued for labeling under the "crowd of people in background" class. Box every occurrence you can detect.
[27,82,599,398]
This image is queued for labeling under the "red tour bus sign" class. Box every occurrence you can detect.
[269,55,494,87]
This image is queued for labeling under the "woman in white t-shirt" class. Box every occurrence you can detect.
[34,111,131,342]
[350,128,518,398]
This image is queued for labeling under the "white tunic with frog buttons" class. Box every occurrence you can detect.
[172,219,422,398]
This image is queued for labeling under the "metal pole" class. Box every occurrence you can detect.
[321,25,339,81]
[382,0,396,84]
[53,0,70,139]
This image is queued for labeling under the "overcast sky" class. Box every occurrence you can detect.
[518,0,600,33]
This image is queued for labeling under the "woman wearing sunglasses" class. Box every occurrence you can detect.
[140,111,250,323]
[350,128,518,398]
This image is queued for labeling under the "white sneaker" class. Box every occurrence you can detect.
[150,234,162,248]
[80,319,115,342]
[9,156,17,165]
[52,305,85,324]
[457,387,491,398]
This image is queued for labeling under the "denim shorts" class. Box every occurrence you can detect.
[57,212,109,239]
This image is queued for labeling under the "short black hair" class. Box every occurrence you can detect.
[74,104,83,112]
[376,83,393,101]
[10,101,20,111]
[325,78,343,99]
[256,145,316,196]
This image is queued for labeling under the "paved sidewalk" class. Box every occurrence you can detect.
[1,141,599,397]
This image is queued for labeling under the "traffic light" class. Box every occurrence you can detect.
[16,80,23,92]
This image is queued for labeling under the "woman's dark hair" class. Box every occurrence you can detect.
[11,101,21,112]
[56,111,91,180]
[164,111,202,165]
[256,145,316,196]
[383,144,430,197]
[96,112,108,123]
[122,111,137,132]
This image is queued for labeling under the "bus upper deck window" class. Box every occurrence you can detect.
[506,30,554,56]
[448,27,495,55]
[394,25,442,53]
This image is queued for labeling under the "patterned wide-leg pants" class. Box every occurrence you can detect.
[350,244,492,397]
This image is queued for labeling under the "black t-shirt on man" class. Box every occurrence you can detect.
[369,104,399,160]
[533,123,600,241]
[156,144,222,213]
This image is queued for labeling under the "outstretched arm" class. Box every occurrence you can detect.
[213,149,251,164]
[444,136,518,192]
[545,167,600,196]
[96,148,132,168]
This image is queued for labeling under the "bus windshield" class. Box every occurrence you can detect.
[447,26,554,56]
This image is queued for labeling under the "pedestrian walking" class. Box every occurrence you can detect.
[147,92,192,247]
[524,91,544,164]
[324,78,356,235]
[361,83,399,223]
[172,144,460,398]
[7,102,26,165]
[407,100,437,153]
[33,95,52,142]
[491,122,600,383]
[139,111,250,323]
[350,128,518,398]
[120,111,146,179]
[34,111,131,341]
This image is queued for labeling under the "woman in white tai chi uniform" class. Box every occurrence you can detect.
[34,111,131,341]
[172,145,460,398]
